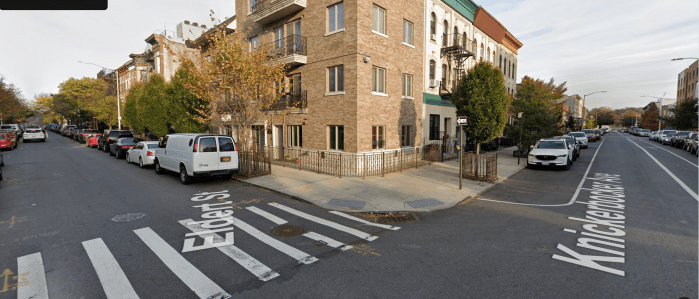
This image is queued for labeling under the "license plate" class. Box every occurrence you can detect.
[549,163,557,166]
[221,156,231,162]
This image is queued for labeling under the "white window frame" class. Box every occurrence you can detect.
[401,125,412,147]
[328,125,344,151]
[403,20,413,46]
[327,65,344,94]
[249,36,259,51]
[372,126,385,150]
[328,2,344,34]
[402,74,413,99]
[372,5,386,36]
[372,66,386,95]
[288,125,302,148]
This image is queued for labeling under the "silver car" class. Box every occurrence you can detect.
[659,130,677,145]
[527,139,574,170]
[567,132,589,149]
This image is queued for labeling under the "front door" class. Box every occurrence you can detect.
[288,20,301,53]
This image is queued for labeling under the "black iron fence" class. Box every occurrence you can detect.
[461,152,498,182]
[268,90,308,110]
[263,34,307,59]
[423,136,515,162]
[238,149,271,178]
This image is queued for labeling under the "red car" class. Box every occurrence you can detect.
[0,133,14,150]
[86,133,100,148]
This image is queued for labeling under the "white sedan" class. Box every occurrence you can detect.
[125,141,159,168]
[527,139,574,170]
[22,128,46,142]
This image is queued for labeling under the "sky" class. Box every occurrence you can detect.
[0,0,697,110]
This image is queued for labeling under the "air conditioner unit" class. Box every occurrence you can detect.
[430,34,436,41]
[429,79,439,88]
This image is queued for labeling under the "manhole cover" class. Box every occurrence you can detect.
[270,224,305,237]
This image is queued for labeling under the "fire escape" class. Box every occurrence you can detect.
[440,33,476,96]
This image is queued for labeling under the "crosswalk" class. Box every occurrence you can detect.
[12,202,400,299]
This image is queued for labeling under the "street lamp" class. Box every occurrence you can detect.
[671,58,699,61]
[517,112,524,165]
[78,61,121,130]
[582,91,607,129]
[641,94,665,131]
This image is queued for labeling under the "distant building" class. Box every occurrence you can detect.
[676,59,698,106]
[177,20,207,42]
[558,95,583,119]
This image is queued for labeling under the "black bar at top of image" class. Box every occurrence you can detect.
[1,0,108,10]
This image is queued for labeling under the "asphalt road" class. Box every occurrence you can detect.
[0,131,696,299]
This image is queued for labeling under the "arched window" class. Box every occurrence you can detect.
[442,64,448,87]
[453,27,458,46]
[430,13,436,38]
[442,20,448,46]
[508,62,512,78]
[492,51,495,63]
[487,47,490,62]
[429,60,435,80]
[499,55,502,69]
[479,43,484,61]
[462,32,468,49]
[503,58,506,74]
[512,64,516,79]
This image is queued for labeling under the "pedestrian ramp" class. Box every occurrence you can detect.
[11,203,400,298]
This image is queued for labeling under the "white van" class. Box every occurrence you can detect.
[153,133,239,184]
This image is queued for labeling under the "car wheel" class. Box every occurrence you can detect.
[154,160,164,174]
[573,154,578,161]
[139,157,144,168]
[125,153,129,163]
[180,166,191,185]
[564,159,571,170]
[109,148,115,156]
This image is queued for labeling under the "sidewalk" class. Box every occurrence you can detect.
[241,146,526,212]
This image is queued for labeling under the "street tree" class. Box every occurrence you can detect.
[504,76,567,153]
[451,61,511,154]
[165,67,209,134]
[180,26,287,150]
[666,99,698,130]
[620,110,640,128]
[641,103,659,130]
[588,107,616,126]
[565,115,576,132]
[584,119,596,129]
[0,76,31,123]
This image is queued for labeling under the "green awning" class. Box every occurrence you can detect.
[423,93,455,107]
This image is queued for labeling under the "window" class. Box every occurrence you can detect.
[429,115,440,140]
[288,125,302,147]
[499,56,502,70]
[492,51,495,63]
[430,13,436,39]
[479,43,483,61]
[328,125,344,150]
[429,60,435,80]
[402,74,413,98]
[249,0,257,13]
[328,2,344,33]
[274,26,285,49]
[372,5,386,35]
[503,58,507,74]
[328,65,344,93]
[199,137,217,152]
[372,66,385,94]
[219,137,236,152]
[509,62,512,78]
[289,74,301,93]
[401,125,412,147]
[442,20,448,46]
[141,70,147,83]
[512,65,516,79]
[372,126,385,150]
[487,47,490,62]
[441,64,447,88]
[249,36,258,50]
[453,27,458,46]
[403,20,413,45]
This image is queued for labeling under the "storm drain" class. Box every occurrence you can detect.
[270,225,305,237]
[351,212,420,224]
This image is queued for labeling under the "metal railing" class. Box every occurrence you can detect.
[441,33,476,53]
[268,90,308,110]
[461,152,498,182]
[264,146,433,178]
[238,149,271,178]
[263,35,307,59]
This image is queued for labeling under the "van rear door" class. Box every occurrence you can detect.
[194,137,219,173]
[217,136,239,171]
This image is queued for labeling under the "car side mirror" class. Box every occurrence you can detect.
[529,145,534,150]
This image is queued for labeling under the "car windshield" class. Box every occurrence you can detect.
[678,132,690,136]
[641,129,650,133]
[568,133,586,137]
[537,141,566,149]
[583,130,594,134]
[663,131,676,135]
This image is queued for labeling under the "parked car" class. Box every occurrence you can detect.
[0,133,15,151]
[22,128,46,142]
[109,137,137,159]
[153,134,240,184]
[527,138,574,170]
[61,125,75,137]
[649,130,659,141]
[671,131,692,148]
[638,129,651,137]
[554,136,579,160]
[99,130,133,152]
[684,133,698,152]
[0,151,3,182]
[567,132,589,149]
[126,141,160,168]
[0,130,18,149]
[71,127,87,141]
[594,130,602,140]
[582,129,597,142]
[659,130,677,145]
[76,129,99,143]
[691,135,699,156]
[85,132,101,148]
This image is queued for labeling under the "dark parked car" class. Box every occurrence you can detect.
[671,131,691,148]
[99,130,133,152]
[76,129,99,143]
[109,137,136,159]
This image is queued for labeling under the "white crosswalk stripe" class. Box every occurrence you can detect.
[329,211,401,230]
[230,217,319,265]
[245,206,288,225]
[269,202,379,241]
[133,227,231,299]
[178,219,280,282]
[82,238,140,299]
[17,252,49,299]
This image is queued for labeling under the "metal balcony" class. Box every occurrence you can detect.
[250,0,306,25]
[267,90,308,111]
[264,35,307,66]
[440,33,476,59]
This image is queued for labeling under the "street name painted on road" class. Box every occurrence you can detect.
[552,173,627,276]
[181,190,236,253]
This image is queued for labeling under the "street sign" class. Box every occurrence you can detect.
[457,117,467,124]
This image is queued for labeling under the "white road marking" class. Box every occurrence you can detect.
[82,238,140,299]
[302,232,353,251]
[636,138,698,167]
[563,229,577,234]
[329,211,401,230]
[17,252,49,299]
[245,206,287,225]
[230,217,318,265]
[478,139,606,207]
[269,202,379,241]
[133,228,231,299]
[625,137,698,201]
[178,219,280,282]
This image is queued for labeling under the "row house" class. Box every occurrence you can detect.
[676,59,698,106]
[422,2,522,144]
[236,0,425,153]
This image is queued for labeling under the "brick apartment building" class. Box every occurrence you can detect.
[676,59,698,106]
[236,0,425,153]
